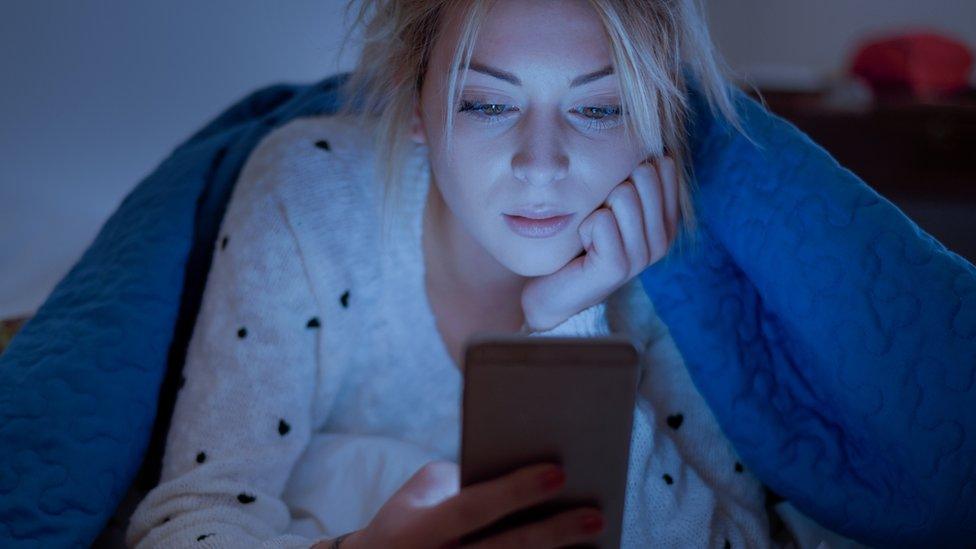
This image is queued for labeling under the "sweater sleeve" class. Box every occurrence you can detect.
[125,169,334,548]
[520,302,611,337]
[619,327,774,547]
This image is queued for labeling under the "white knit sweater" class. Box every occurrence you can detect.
[125,114,859,549]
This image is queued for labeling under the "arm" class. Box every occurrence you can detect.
[124,167,330,548]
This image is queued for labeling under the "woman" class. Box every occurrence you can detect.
[126,1,860,547]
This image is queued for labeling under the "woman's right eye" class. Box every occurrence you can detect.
[457,99,514,125]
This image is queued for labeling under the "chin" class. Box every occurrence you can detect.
[496,240,582,277]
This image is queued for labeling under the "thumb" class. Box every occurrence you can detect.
[399,461,459,507]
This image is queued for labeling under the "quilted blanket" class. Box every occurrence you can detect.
[0,71,973,548]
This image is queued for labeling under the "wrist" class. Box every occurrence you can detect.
[523,302,609,336]
[312,529,363,549]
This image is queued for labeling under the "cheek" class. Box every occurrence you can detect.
[578,143,643,197]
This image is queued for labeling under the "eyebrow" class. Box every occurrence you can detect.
[461,61,614,88]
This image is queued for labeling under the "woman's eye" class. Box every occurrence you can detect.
[457,100,514,122]
[575,105,623,130]
[457,99,623,131]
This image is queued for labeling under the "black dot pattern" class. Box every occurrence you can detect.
[188,139,763,540]
[658,411,745,503]
[162,516,170,523]
[237,493,256,504]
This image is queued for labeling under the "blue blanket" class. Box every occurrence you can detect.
[1,71,973,547]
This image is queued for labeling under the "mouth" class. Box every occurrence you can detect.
[502,213,575,239]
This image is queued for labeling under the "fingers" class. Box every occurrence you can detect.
[402,461,459,507]
[425,463,566,545]
[578,207,627,285]
[629,158,671,263]
[605,181,650,278]
[465,506,604,549]
[655,156,680,247]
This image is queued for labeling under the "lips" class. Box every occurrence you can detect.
[505,206,573,219]
[503,213,574,238]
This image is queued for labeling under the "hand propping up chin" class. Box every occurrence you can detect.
[521,155,680,332]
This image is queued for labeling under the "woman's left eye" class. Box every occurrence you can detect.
[456,99,623,131]
[575,105,624,130]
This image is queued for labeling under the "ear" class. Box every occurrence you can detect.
[409,100,427,146]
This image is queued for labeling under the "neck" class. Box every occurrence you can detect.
[422,176,527,329]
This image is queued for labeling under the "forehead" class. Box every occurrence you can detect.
[436,0,613,84]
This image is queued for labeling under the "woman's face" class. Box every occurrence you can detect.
[412,0,652,277]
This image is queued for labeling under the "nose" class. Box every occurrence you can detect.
[511,115,569,186]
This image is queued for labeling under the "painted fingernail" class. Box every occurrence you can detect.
[580,512,604,534]
[539,466,566,490]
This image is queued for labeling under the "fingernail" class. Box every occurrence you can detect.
[539,466,566,490]
[580,512,604,534]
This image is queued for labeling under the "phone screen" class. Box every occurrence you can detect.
[460,334,641,548]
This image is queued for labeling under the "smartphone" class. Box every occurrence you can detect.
[459,334,641,549]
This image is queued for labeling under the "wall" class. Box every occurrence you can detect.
[705,0,976,89]
[0,0,360,318]
[1,0,973,318]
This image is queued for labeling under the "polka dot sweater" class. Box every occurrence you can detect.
[125,114,860,549]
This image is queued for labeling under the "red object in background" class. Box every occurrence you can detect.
[849,31,974,100]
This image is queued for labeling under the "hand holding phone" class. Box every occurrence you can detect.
[336,460,604,549]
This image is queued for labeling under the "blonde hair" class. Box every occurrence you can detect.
[334,0,749,258]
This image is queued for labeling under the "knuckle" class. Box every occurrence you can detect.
[611,181,636,200]
[634,162,654,177]
[595,208,614,226]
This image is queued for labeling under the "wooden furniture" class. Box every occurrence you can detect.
[744,86,976,263]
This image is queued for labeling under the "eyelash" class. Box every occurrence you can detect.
[456,99,623,131]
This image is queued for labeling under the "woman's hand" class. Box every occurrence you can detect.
[521,155,680,332]
[333,460,604,549]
